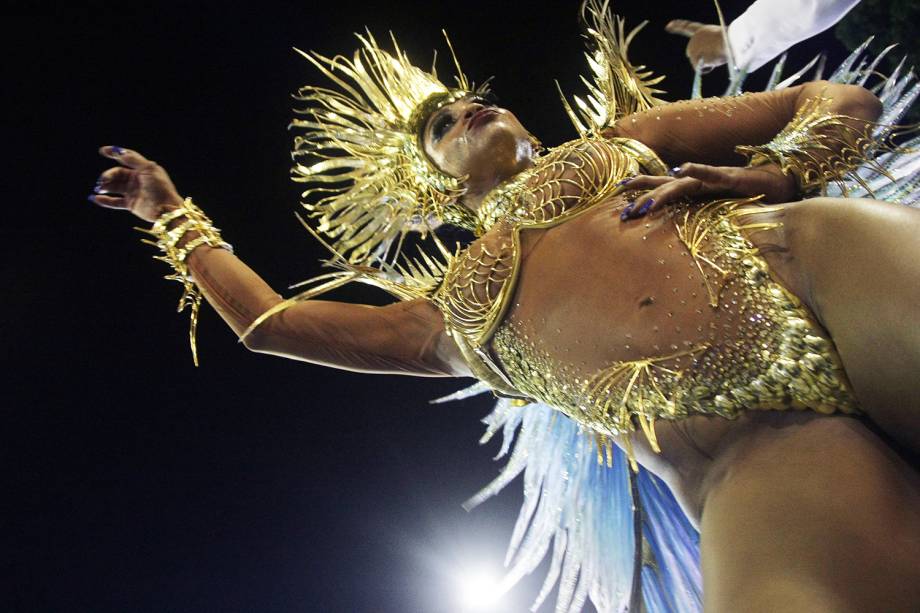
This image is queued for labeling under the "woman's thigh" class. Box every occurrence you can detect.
[700,415,920,613]
[780,197,920,455]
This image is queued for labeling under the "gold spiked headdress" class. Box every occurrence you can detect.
[560,0,667,135]
[291,32,484,265]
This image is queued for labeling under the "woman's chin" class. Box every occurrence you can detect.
[470,135,534,178]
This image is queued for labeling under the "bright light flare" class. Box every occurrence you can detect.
[456,565,506,611]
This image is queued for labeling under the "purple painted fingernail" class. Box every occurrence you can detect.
[638,199,654,215]
[668,166,682,176]
[620,202,635,220]
[112,146,125,155]
[87,194,96,203]
[616,177,633,186]
[93,184,104,194]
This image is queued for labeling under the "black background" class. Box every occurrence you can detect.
[5,3,854,612]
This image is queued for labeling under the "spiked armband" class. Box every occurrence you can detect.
[736,95,882,195]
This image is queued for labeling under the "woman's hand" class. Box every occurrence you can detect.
[89,146,184,222]
[664,20,727,73]
[618,163,798,221]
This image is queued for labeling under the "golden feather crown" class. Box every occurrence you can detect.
[291,31,483,264]
[290,2,665,266]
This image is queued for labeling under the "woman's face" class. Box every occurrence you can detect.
[422,95,536,198]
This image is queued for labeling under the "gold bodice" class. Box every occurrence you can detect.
[432,136,859,451]
[433,136,649,391]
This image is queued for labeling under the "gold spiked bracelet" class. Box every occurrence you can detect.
[136,197,233,366]
[736,95,880,196]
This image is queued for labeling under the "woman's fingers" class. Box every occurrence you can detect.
[98,145,153,169]
[617,174,684,220]
[619,162,798,222]
[673,163,738,188]
[91,145,184,221]
[626,177,704,218]
[89,193,127,209]
[678,162,797,202]
[622,165,736,220]
[93,146,153,212]
[665,19,705,38]
[90,166,137,211]
[616,175,678,219]
[95,166,136,195]
[615,174,674,192]
[618,169,705,220]
[620,162,790,221]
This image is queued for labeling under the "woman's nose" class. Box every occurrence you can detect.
[462,104,482,119]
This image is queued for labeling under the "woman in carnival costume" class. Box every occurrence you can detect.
[89,2,920,611]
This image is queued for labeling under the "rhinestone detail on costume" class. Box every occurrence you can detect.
[489,199,859,451]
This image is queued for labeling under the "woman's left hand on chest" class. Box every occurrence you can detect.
[618,162,798,221]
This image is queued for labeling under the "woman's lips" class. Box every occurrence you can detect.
[467,108,499,131]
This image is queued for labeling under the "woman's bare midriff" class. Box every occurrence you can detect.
[490,194,920,608]
[492,195,920,527]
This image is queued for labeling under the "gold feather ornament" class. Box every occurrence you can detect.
[559,0,667,135]
[290,31,487,265]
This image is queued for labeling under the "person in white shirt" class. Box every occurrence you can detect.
[666,0,861,73]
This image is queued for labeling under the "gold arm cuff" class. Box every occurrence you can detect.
[137,197,233,366]
[735,95,880,196]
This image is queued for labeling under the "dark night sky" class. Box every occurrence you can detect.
[5,3,854,612]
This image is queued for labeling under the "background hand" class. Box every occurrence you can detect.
[90,146,184,222]
[665,20,727,73]
[619,163,798,220]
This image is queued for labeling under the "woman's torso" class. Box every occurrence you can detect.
[488,196,857,520]
[493,196,858,411]
[440,195,868,522]
[433,137,920,521]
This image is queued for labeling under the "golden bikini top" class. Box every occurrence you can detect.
[432,135,859,456]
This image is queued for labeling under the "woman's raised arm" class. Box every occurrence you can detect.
[607,81,883,217]
[91,146,466,377]
[609,80,882,167]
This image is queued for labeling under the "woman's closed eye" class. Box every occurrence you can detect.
[431,113,456,141]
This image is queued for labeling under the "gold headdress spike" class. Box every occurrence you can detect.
[290,30,484,265]
[559,0,667,135]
